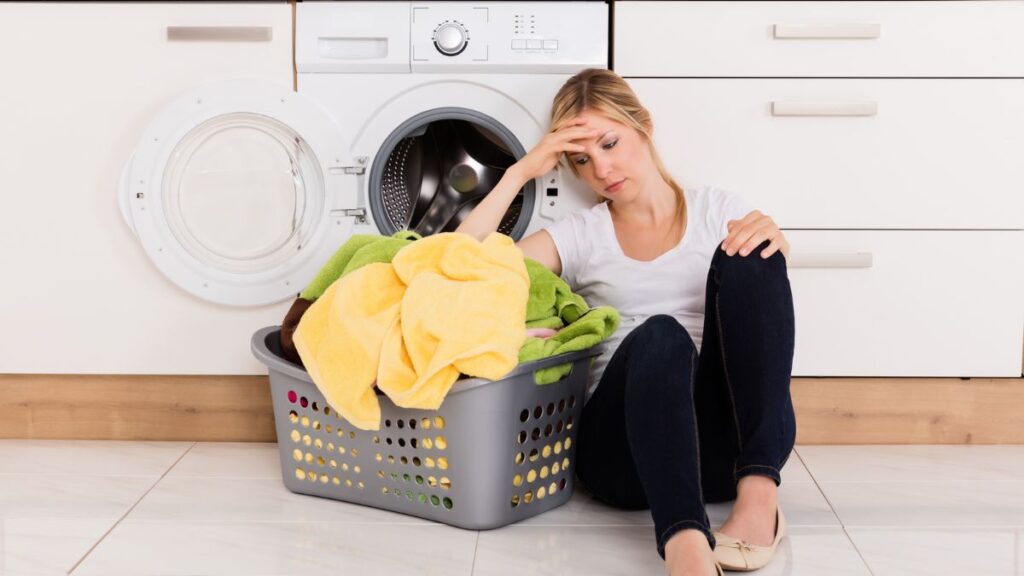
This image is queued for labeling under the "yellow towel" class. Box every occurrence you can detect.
[293,233,528,430]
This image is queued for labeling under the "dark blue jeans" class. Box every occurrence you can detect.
[574,241,797,559]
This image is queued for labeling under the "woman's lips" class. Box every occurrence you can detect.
[605,179,625,192]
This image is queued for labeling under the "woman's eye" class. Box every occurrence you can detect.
[574,157,589,166]
[603,140,618,150]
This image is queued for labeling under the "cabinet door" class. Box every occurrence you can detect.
[629,78,1024,230]
[615,1,1024,77]
[786,230,1023,377]
[0,3,293,374]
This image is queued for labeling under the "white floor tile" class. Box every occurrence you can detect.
[0,440,191,476]
[706,482,840,528]
[166,442,281,479]
[0,474,155,576]
[72,521,477,576]
[819,481,1024,527]
[847,527,1024,576]
[797,445,1024,483]
[128,476,433,524]
[473,525,869,576]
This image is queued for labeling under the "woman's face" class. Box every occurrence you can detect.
[563,111,654,203]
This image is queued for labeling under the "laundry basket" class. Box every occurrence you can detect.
[251,326,602,530]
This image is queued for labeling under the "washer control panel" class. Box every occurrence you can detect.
[410,2,607,72]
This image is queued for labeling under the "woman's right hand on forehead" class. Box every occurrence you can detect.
[509,117,599,183]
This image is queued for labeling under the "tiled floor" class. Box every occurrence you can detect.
[2,442,1022,575]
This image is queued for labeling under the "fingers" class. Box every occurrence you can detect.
[723,218,773,256]
[760,235,783,259]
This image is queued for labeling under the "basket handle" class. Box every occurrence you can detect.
[502,345,606,379]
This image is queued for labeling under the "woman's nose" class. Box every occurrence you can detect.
[591,155,612,179]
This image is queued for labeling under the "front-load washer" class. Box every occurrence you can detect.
[117,2,608,373]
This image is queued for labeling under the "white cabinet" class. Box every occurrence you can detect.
[0,3,293,374]
[615,1,1024,376]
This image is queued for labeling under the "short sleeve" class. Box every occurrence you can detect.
[543,208,591,286]
[713,188,757,241]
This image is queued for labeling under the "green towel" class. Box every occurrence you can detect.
[300,230,422,301]
[519,306,620,385]
[524,258,588,328]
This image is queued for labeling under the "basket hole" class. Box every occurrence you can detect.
[538,486,547,500]
[519,409,529,422]
[425,457,435,468]
[295,468,306,480]
[338,446,346,454]
[409,418,417,429]
[533,406,542,419]
[416,475,424,485]
[515,452,525,465]
[437,457,449,470]
[288,410,298,423]
[342,463,349,471]
[354,466,361,474]
[428,476,438,487]
[540,465,549,479]
[549,481,557,495]
[332,477,340,486]
[288,390,298,403]
[385,419,392,428]
[358,481,364,489]
[378,470,385,478]
[421,417,432,430]
[349,431,357,440]
[388,455,395,464]
[326,425,334,434]
[418,493,426,503]
[345,479,352,487]
[552,462,561,474]
[556,420,564,433]
[290,430,301,443]
[373,436,380,444]
[304,453,313,464]
[513,473,523,487]
[397,420,405,429]
[398,439,406,447]
[435,436,447,450]
[527,469,537,483]
[531,428,540,441]
[434,416,446,429]
[431,494,440,506]
[562,457,570,469]
[423,438,433,449]
[566,416,574,430]
[544,424,553,437]
[400,456,408,465]
[411,438,418,449]
[443,497,453,510]
[329,459,337,469]
[524,491,533,504]
[440,477,451,490]
[558,399,566,412]
[569,395,576,408]
[546,402,555,416]
[391,472,399,480]
[529,448,539,462]
[300,416,310,428]
[517,431,527,444]
[560,478,567,491]
[564,437,572,450]
[542,445,552,458]
[324,406,331,416]
[300,396,308,408]
[403,473,411,482]
[406,490,414,500]
[312,401,319,412]
[386,438,393,445]
[413,457,422,467]
[302,435,312,446]
[292,449,302,462]
[317,456,326,467]
[510,494,520,508]
[314,438,323,449]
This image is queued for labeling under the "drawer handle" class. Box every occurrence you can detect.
[772,101,878,117]
[773,23,881,39]
[167,26,273,43]
[788,253,873,269]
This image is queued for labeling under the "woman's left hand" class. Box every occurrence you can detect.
[723,210,790,260]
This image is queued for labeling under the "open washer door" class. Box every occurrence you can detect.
[119,80,355,307]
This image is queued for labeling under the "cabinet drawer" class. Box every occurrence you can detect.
[785,230,1023,377]
[615,1,1024,77]
[630,78,1024,229]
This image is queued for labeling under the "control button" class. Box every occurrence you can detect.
[543,40,558,50]
[527,39,542,49]
[511,39,527,50]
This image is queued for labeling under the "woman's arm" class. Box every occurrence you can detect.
[722,210,791,260]
[454,166,529,242]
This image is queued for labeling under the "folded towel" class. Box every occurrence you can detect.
[518,306,620,385]
[293,232,529,430]
[524,258,588,328]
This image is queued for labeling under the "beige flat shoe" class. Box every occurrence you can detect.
[712,506,787,572]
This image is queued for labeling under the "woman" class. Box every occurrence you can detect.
[455,68,796,576]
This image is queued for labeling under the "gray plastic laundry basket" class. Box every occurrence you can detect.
[251,326,602,530]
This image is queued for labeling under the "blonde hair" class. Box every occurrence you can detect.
[549,68,686,233]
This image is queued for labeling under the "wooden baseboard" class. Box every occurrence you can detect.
[1,374,1022,444]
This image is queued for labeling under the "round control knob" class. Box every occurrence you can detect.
[433,22,468,56]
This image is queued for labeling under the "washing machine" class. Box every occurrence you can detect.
[117,1,608,373]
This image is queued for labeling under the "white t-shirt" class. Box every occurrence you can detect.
[545,185,755,401]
